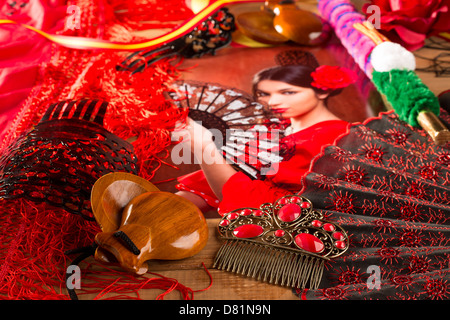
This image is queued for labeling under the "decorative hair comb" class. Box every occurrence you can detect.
[213,194,349,289]
[117,8,235,74]
[0,98,138,220]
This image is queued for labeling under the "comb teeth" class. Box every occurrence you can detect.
[213,239,325,289]
[41,99,108,125]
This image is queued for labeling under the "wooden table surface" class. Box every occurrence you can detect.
[79,218,300,300]
[142,219,300,300]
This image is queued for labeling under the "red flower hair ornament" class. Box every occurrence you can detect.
[310,65,358,91]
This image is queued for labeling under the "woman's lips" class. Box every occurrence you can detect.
[271,108,288,114]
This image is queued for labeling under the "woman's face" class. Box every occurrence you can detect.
[255,80,325,119]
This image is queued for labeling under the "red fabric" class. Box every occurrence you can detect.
[177,120,349,215]
[176,170,221,208]
[0,0,67,142]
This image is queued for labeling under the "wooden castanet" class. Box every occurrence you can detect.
[235,1,325,46]
[91,172,160,232]
[236,11,289,45]
[272,3,323,46]
[94,191,209,275]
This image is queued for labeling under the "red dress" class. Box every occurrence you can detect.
[176,119,349,215]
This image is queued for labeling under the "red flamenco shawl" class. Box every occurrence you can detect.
[295,109,450,300]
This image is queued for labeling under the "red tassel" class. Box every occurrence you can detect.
[63,48,189,181]
[0,198,100,299]
[73,262,212,300]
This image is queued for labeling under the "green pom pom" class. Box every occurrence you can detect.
[372,70,440,127]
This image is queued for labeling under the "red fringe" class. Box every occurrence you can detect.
[0,198,99,299]
[108,0,194,30]
[0,199,212,300]
[68,50,189,181]
[76,262,213,300]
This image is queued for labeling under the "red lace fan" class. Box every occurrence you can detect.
[214,108,450,299]
[168,80,284,179]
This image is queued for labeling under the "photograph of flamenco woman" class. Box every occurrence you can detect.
[172,60,355,216]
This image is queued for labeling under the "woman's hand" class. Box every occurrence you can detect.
[172,117,236,200]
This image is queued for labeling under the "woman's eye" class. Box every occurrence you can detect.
[256,92,269,97]
[282,91,297,95]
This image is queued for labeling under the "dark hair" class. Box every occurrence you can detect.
[252,65,341,101]
[274,50,320,69]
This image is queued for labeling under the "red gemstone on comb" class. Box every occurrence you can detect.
[311,220,322,227]
[228,212,239,220]
[253,210,263,217]
[275,229,285,237]
[300,201,311,209]
[295,233,324,253]
[335,240,347,249]
[278,203,301,222]
[240,209,253,216]
[332,231,345,240]
[233,224,264,238]
[219,219,230,227]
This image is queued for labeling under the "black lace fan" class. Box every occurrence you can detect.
[169,80,285,178]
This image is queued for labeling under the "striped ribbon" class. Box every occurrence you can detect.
[0,0,260,51]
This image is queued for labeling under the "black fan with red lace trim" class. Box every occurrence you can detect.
[290,109,450,300]
[213,108,450,299]
[168,80,285,179]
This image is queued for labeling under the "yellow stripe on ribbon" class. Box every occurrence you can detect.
[439,32,450,41]
[0,0,260,51]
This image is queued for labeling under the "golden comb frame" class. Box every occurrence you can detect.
[213,194,349,289]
